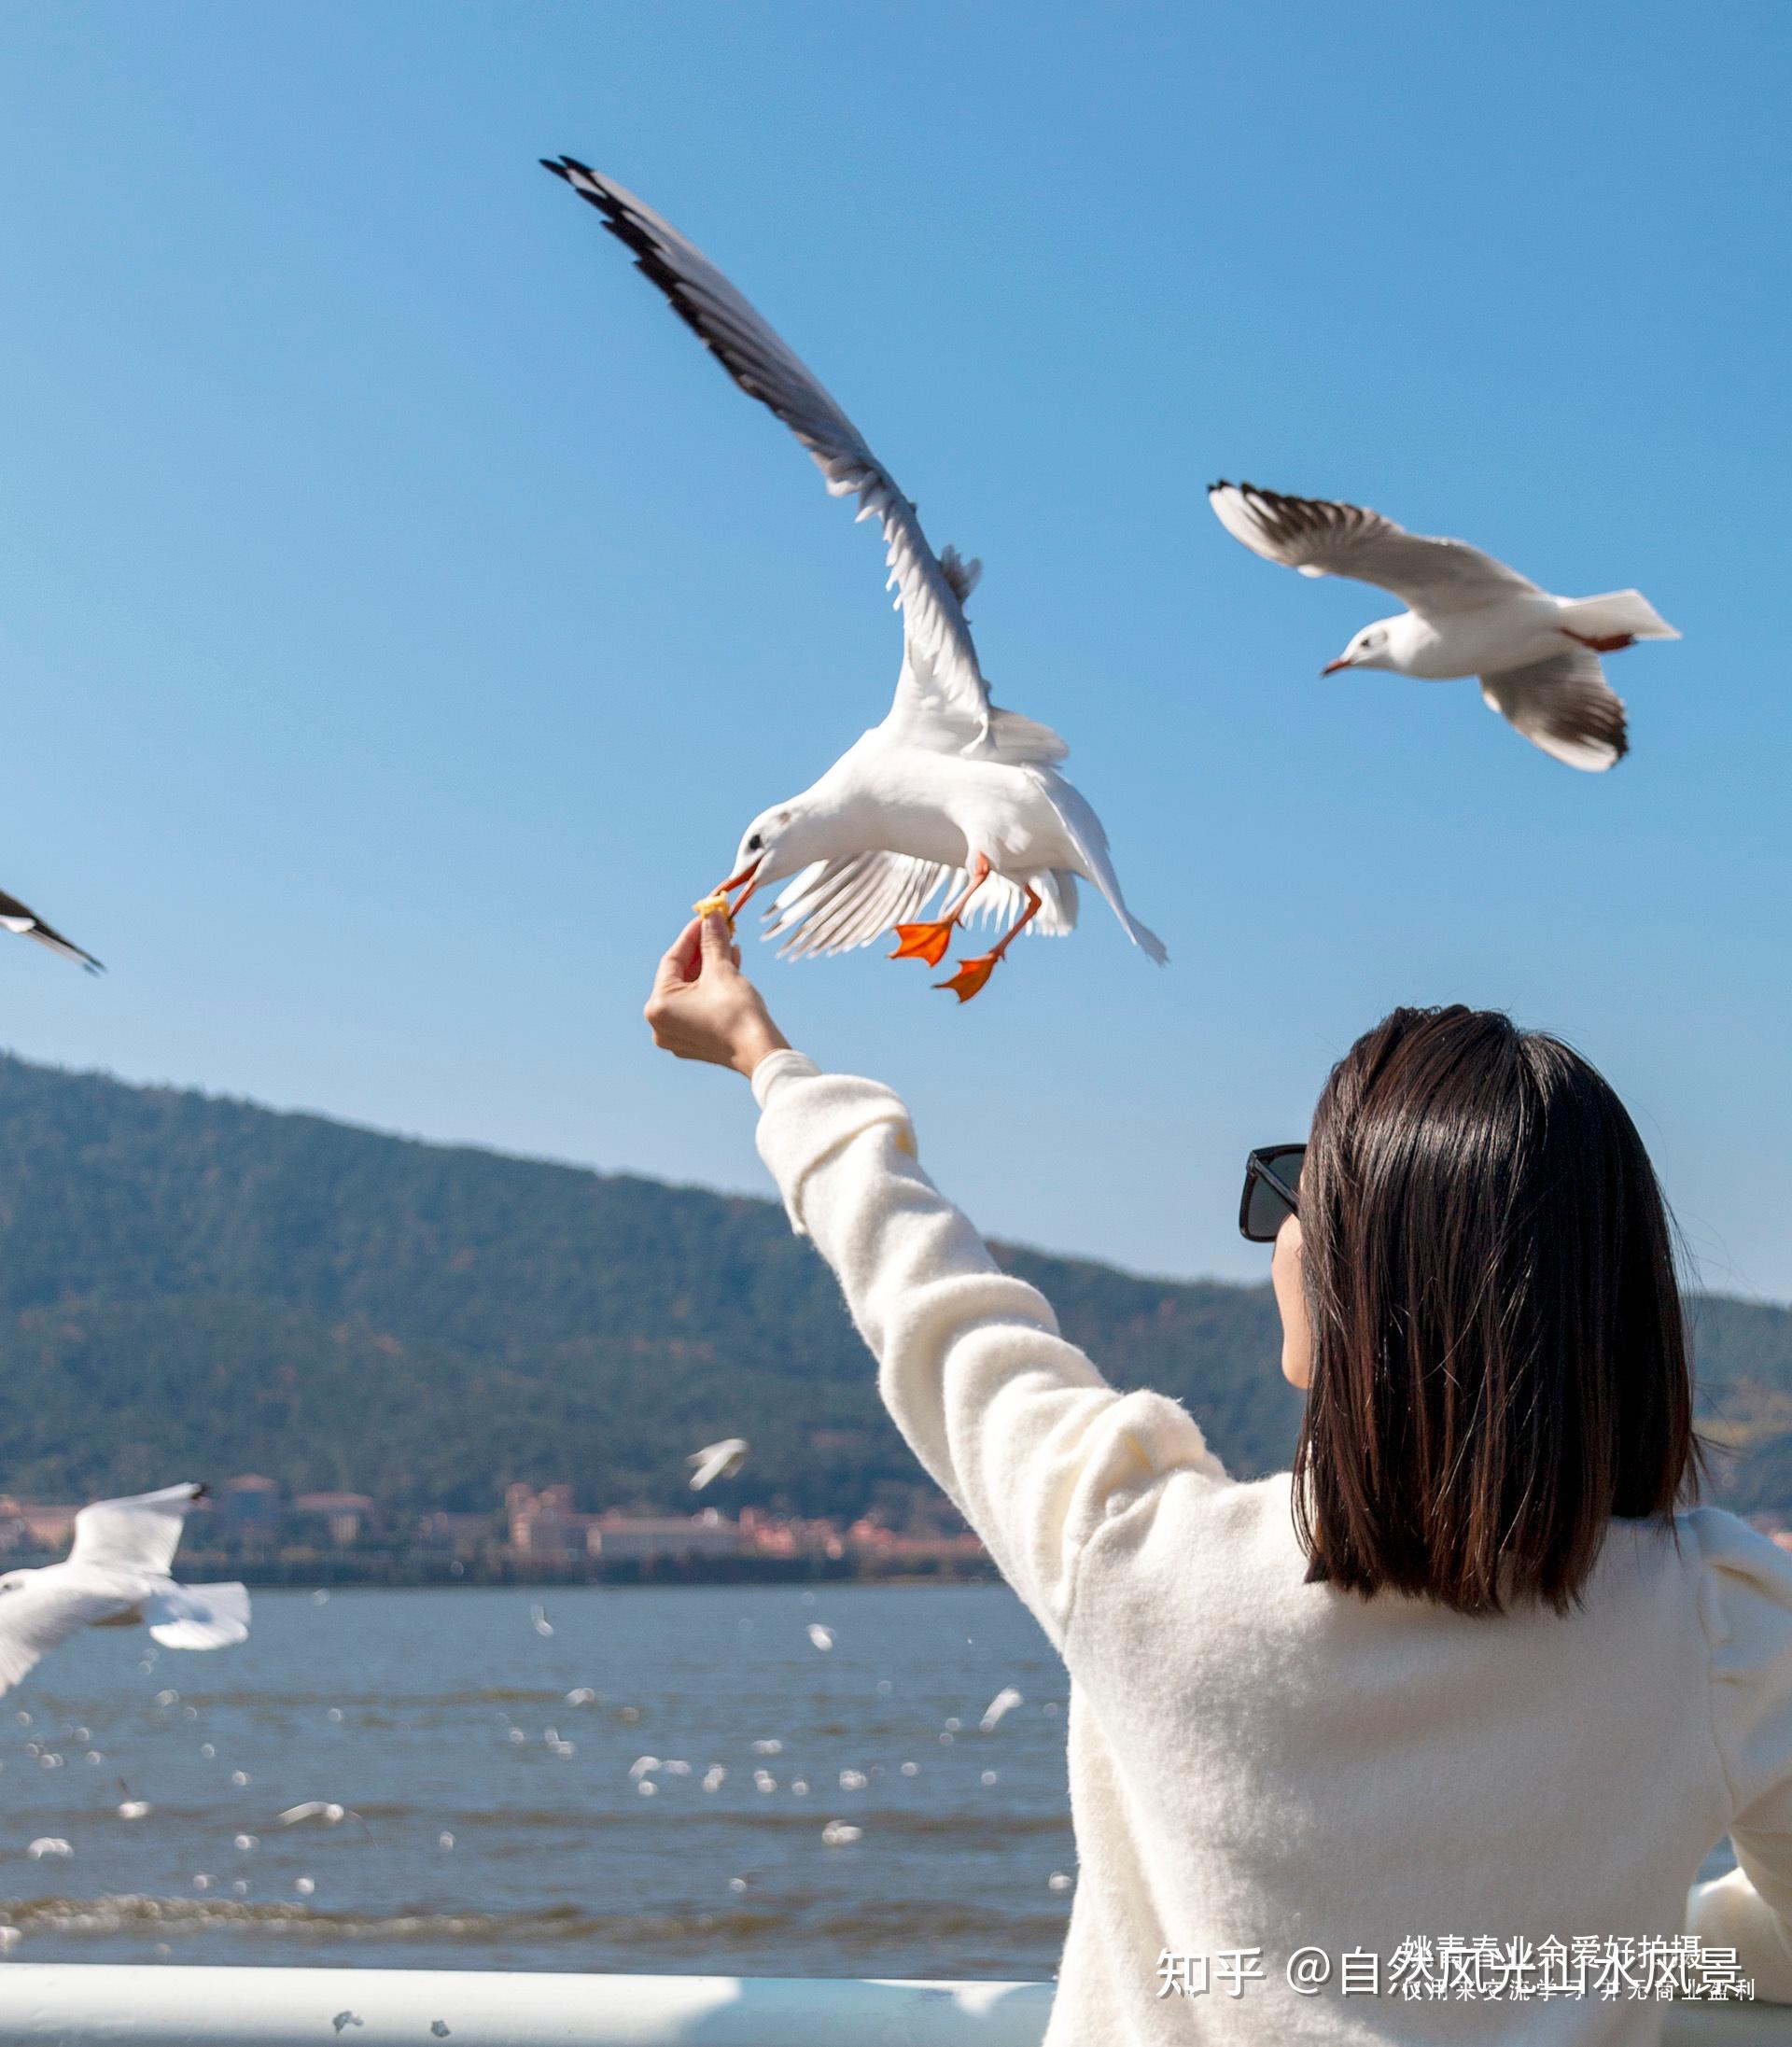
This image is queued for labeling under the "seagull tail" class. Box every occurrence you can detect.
[1117,906,1169,965]
[1558,590,1680,643]
[1045,778,1169,966]
[145,1581,251,1649]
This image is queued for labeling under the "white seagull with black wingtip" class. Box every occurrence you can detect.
[1208,483,1679,770]
[543,157,1165,1001]
[0,1483,249,1698]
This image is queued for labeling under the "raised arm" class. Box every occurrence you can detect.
[645,913,1225,1646]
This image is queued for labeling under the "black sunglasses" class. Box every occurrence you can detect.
[1239,1143,1305,1242]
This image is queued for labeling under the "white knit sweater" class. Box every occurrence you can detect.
[751,1050,1792,2045]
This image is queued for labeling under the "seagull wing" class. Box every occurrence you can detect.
[0,888,102,972]
[761,852,1076,960]
[763,853,958,959]
[68,1483,204,1580]
[1478,647,1628,771]
[543,158,999,745]
[0,1572,128,1697]
[687,1440,749,1491]
[143,1580,251,1649]
[1208,483,1539,616]
[277,1802,336,1825]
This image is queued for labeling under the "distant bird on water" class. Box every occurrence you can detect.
[0,1483,249,1697]
[0,884,101,971]
[542,157,1166,1001]
[1208,483,1679,770]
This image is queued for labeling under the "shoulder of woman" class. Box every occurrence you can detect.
[1679,1506,1792,1647]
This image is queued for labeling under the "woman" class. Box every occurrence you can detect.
[646,910,1792,2044]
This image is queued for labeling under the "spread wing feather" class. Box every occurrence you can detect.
[763,853,1077,960]
[545,158,998,744]
[0,1577,126,1697]
[1208,482,1538,615]
[69,1483,203,1579]
[1479,647,1628,771]
[0,887,102,972]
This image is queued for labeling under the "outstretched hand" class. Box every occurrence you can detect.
[646,913,791,1078]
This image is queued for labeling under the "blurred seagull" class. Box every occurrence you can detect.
[278,1800,370,1836]
[1208,483,1679,771]
[0,1484,248,1698]
[0,885,101,972]
[688,1438,749,1492]
[543,157,1166,1001]
[277,1802,346,1827]
[979,1686,1023,1732]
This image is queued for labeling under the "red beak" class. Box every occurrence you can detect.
[715,853,763,917]
[1321,658,1351,676]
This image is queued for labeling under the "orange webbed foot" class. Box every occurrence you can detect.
[890,919,957,967]
[935,953,998,1002]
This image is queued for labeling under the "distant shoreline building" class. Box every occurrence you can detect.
[292,1492,379,1548]
[0,1475,990,1582]
[0,1495,80,1553]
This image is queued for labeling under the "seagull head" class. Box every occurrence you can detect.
[716,801,824,915]
[1322,623,1395,676]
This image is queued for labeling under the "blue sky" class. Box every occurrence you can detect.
[2,3,1787,1299]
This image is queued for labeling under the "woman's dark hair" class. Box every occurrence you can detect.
[1292,1004,1698,1616]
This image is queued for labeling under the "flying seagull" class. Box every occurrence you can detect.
[0,885,101,971]
[1208,483,1679,770]
[542,157,1166,1000]
[688,1438,749,1492]
[0,1483,249,1697]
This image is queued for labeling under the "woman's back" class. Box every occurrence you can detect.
[642,946,1788,2045]
[734,1045,1788,2044]
[1063,1468,1763,2041]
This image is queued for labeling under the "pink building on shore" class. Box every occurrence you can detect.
[505,1485,742,1563]
[0,1495,79,1553]
[292,1492,379,1546]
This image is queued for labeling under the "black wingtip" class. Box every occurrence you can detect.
[539,157,569,179]
[192,1482,210,1501]
[1207,480,1231,494]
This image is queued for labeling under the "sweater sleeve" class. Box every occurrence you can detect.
[1685,1508,1792,2000]
[751,1050,1226,1648]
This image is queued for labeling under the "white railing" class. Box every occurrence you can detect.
[0,1967,1784,2044]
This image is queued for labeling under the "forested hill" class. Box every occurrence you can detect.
[1,1051,1789,1521]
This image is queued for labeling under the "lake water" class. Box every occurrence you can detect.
[1,1583,1075,1978]
[2,1580,1740,1982]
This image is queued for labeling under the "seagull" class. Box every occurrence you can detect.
[0,885,101,972]
[276,1802,346,1827]
[0,1484,248,1697]
[1208,482,1679,771]
[979,1685,1023,1732]
[543,158,1166,1000]
[688,1438,749,1492]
